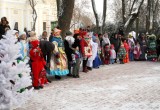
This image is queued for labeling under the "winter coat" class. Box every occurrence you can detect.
[39,41,55,64]
[0,24,10,39]
[110,37,121,52]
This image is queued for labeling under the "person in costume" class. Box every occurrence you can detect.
[17,32,29,62]
[102,33,110,46]
[123,39,130,63]
[86,32,97,70]
[64,31,75,77]
[49,28,69,79]
[110,44,116,64]
[133,40,142,60]
[147,34,157,61]
[104,44,110,65]
[128,34,135,61]
[92,34,102,68]
[117,42,126,64]
[80,31,92,72]
[30,40,48,90]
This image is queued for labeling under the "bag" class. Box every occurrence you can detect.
[84,46,92,57]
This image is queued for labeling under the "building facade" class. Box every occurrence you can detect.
[0,0,57,36]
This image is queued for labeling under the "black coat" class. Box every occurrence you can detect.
[39,41,55,63]
[64,40,74,62]
[0,24,10,39]
[110,37,121,52]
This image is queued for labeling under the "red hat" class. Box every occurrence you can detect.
[31,40,39,48]
[74,29,80,34]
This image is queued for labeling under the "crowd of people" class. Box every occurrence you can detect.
[0,17,160,90]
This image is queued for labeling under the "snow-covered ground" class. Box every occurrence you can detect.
[15,62,160,110]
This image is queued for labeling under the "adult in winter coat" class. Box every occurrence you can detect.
[39,40,55,70]
[0,17,10,39]
[138,33,147,60]
[64,31,75,76]
[157,37,160,60]
[110,33,121,62]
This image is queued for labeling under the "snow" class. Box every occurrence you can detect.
[15,62,160,110]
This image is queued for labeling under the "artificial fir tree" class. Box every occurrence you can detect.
[0,30,33,109]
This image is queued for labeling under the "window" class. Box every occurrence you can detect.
[43,22,46,31]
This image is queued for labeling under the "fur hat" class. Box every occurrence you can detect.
[27,31,38,42]
[19,32,26,38]
[54,28,61,34]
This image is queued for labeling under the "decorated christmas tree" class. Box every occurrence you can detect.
[0,30,33,109]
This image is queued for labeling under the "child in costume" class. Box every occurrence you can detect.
[80,31,92,72]
[104,44,110,65]
[17,32,29,62]
[147,34,157,61]
[110,45,116,64]
[118,42,126,64]
[134,41,142,60]
[123,39,130,63]
[128,34,135,61]
[30,40,48,90]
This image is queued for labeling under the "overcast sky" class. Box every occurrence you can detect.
[87,0,115,23]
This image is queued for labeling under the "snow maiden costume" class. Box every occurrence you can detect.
[49,28,69,77]
[92,34,102,68]
[17,32,29,62]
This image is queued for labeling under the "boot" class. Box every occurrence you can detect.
[83,67,88,73]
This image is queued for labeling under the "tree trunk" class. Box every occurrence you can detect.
[136,16,139,38]
[102,0,107,33]
[57,0,75,39]
[122,0,126,25]
[32,8,37,31]
[124,0,144,35]
[29,0,37,31]
[152,0,159,34]
[91,0,100,33]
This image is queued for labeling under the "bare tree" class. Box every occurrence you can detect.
[124,0,144,34]
[122,0,126,24]
[91,0,100,33]
[102,0,107,33]
[29,0,37,31]
[56,0,75,38]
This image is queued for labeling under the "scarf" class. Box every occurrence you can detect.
[65,36,75,47]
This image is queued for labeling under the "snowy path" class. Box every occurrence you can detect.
[15,62,160,110]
